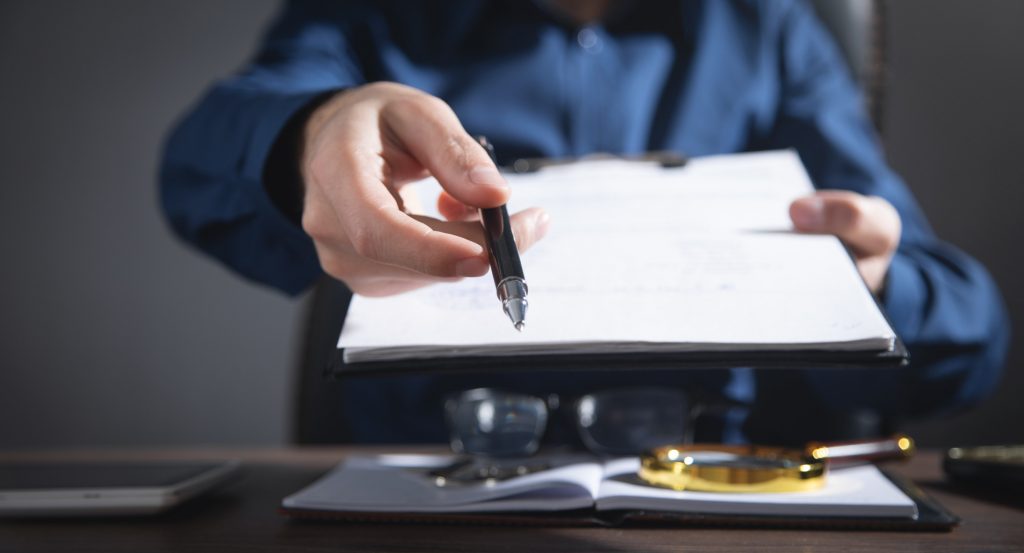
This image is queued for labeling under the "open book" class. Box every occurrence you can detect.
[281,454,926,527]
[333,151,904,373]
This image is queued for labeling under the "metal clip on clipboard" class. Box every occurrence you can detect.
[508,151,688,173]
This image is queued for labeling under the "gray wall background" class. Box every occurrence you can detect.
[0,1,1021,450]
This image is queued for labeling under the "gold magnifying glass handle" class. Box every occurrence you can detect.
[804,434,915,462]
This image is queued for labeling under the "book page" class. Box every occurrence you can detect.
[596,458,917,518]
[282,454,917,519]
[282,455,603,514]
[339,151,895,362]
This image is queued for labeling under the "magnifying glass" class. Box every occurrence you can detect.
[638,434,915,493]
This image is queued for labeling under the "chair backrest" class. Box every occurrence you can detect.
[808,0,886,130]
[290,0,887,444]
[293,276,354,444]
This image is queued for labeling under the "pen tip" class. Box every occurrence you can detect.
[514,322,524,332]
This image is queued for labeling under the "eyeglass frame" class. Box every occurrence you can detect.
[442,385,729,458]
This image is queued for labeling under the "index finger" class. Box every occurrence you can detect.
[319,140,490,278]
[383,95,510,209]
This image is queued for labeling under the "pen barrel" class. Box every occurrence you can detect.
[480,206,525,289]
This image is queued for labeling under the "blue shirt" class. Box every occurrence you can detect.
[160,0,1009,443]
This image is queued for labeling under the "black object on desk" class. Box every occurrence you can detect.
[944,445,1024,494]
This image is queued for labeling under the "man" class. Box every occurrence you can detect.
[160,0,1008,444]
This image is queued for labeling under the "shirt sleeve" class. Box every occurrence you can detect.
[159,0,367,295]
[759,0,1010,417]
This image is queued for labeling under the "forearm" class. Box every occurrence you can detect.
[804,243,1009,419]
[158,1,369,294]
[765,0,1010,418]
[160,86,329,295]
[882,243,1010,414]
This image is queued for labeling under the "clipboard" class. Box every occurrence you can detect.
[323,150,910,379]
[326,339,908,378]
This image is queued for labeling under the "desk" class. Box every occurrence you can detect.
[1,448,1022,553]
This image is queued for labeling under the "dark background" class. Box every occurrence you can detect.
[0,1,1021,449]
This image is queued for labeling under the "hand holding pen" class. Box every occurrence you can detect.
[298,82,549,298]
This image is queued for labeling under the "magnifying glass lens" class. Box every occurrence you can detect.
[641,445,826,492]
[684,451,804,470]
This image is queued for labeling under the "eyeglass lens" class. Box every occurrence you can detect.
[445,389,548,458]
[446,387,690,457]
[576,388,689,455]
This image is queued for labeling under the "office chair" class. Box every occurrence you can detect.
[809,0,886,131]
[291,0,889,444]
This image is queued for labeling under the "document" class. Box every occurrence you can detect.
[338,150,897,364]
[282,454,918,519]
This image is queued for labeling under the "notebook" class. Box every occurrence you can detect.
[280,454,956,530]
[332,151,905,374]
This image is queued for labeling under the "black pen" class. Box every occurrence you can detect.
[476,136,528,331]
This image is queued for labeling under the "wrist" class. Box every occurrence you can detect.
[262,89,344,226]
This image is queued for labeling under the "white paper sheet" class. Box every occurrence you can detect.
[339,150,895,363]
[282,454,602,513]
[597,458,917,518]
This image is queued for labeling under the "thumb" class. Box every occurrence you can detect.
[790,191,900,257]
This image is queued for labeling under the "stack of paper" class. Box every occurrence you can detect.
[337,151,898,367]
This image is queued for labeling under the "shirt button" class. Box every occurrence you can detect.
[577,28,602,53]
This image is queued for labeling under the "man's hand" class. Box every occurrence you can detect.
[789,191,901,294]
[300,83,549,297]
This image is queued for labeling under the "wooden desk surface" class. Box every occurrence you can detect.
[1,447,1022,553]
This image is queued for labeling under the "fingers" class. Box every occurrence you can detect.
[301,83,539,295]
[305,141,488,279]
[311,240,461,297]
[314,208,549,297]
[437,190,479,221]
[398,184,424,214]
[508,208,552,253]
[412,207,551,254]
[789,191,901,257]
[383,95,510,209]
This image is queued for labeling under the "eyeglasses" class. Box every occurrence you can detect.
[444,387,692,458]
